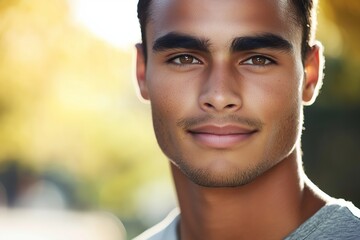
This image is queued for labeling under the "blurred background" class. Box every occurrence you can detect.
[0,0,359,239]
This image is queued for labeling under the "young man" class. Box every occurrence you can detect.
[134,0,360,239]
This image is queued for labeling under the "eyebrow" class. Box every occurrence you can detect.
[152,32,210,53]
[152,32,293,54]
[231,33,293,52]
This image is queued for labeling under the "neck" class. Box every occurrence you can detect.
[171,148,328,240]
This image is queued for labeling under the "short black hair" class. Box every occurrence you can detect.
[137,0,318,61]
[290,0,318,59]
[137,0,152,60]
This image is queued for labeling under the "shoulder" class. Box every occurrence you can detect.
[132,209,180,240]
[321,199,360,228]
[326,199,360,234]
[286,199,360,240]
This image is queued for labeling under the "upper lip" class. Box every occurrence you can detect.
[187,124,258,135]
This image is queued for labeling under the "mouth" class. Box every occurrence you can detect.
[187,125,258,149]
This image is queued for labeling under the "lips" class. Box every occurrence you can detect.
[187,125,258,149]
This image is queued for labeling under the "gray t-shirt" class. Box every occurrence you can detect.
[285,199,360,239]
[133,199,360,240]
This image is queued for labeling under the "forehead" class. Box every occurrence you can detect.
[147,0,301,52]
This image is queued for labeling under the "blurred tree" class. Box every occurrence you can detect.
[0,0,170,219]
[317,0,360,107]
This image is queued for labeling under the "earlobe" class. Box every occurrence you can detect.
[302,41,324,106]
[135,43,150,101]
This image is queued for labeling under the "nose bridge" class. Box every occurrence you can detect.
[199,61,242,112]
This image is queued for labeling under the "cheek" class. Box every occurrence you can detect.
[147,70,177,117]
[246,66,303,113]
[148,81,184,123]
[248,70,303,158]
[148,83,176,144]
[146,69,195,151]
[146,66,198,119]
[149,91,176,158]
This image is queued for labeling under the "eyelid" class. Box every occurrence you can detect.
[240,55,276,66]
[167,53,203,65]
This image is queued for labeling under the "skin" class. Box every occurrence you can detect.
[136,0,330,239]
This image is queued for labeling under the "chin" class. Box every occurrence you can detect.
[175,157,274,188]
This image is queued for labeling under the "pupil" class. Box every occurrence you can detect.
[254,57,265,64]
[181,55,193,63]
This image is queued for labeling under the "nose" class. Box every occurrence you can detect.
[199,64,242,113]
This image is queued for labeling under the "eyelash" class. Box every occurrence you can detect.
[166,54,203,66]
[165,54,275,68]
[241,55,275,66]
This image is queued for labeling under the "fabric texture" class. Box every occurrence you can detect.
[133,199,360,240]
[285,199,360,240]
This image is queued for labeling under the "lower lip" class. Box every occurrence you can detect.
[189,132,255,149]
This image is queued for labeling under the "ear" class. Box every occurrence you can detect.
[135,43,150,101]
[302,41,324,106]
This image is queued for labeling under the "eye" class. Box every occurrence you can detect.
[242,56,274,66]
[168,54,202,65]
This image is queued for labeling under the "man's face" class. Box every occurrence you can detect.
[136,0,319,187]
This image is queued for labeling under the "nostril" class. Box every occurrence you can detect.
[202,102,239,111]
[225,104,237,109]
[204,103,214,108]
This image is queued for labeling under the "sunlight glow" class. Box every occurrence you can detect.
[69,0,141,50]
